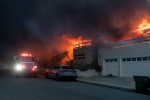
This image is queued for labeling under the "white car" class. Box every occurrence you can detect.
[45,65,77,80]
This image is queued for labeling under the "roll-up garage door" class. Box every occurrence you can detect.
[121,57,150,77]
[104,58,119,76]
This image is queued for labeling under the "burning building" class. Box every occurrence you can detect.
[97,17,150,77]
[2,0,150,69]
[71,16,150,77]
[73,40,98,67]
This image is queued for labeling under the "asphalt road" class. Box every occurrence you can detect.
[0,70,150,100]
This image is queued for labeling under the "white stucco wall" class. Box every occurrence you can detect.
[98,42,150,77]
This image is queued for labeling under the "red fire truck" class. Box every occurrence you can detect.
[14,53,38,78]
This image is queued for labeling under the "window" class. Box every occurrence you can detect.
[75,53,85,60]
[122,58,126,61]
[148,57,150,60]
[74,55,77,57]
[81,54,85,56]
[137,57,142,61]
[78,57,81,59]
[132,57,136,61]
[19,57,34,62]
[82,57,85,59]
[143,57,147,61]
[127,58,131,61]
[78,54,82,56]
[74,58,77,60]
[105,59,109,62]
[114,58,117,62]
[54,66,60,69]
[110,59,113,62]
[62,66,72,69]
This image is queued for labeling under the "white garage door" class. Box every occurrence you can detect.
[104,58,119,76]
[121,57,150,77]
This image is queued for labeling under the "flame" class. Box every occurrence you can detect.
[60,35,82,65]
[60,35,91,65]
[136,18,150,34]
[55,18,150,65]
[121,17,150,41]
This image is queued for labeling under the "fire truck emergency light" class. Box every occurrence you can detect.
[20,53,32,57]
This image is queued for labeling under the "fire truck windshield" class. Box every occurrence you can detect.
[18,57,34,62]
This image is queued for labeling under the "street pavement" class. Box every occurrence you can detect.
[77,76,135,90]
[0,70,150,100]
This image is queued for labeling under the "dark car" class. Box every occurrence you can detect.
[45,65,77,80]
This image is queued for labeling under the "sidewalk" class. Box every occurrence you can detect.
[77,76,135,90]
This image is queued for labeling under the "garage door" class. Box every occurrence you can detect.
[121,57,150,77]
[104,58,119,76]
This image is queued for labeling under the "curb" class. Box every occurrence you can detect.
[77,79,135,92]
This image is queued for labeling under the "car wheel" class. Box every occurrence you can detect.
[56,76,60,81]
[45,72,49,79]
[72,78,76,81]
[55,73,60,81]
[16,74,19,78]
[34,73,37,78]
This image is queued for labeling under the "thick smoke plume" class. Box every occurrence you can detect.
[0,0,150,66]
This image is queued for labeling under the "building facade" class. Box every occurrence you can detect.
[98,37,150,77]
[73,41,98,67]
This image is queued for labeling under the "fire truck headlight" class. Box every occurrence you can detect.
[16,64,22,71]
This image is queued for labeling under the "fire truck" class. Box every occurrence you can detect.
[14,53,38,78]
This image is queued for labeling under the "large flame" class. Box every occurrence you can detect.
[60,35,91,65]
[58,17,150,65]
[121,17,150,40]
[136,18,150,35]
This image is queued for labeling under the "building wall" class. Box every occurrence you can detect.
[98,43,150,77]
[73,46,98,65]
[99,43,150,65]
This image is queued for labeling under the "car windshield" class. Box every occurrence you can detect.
[19,57,34,62]
[62,66,73,69]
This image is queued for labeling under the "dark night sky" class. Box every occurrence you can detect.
[0,0,150,64]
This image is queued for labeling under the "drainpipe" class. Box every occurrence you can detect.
[119,57,122,77]
[102,59,105,76]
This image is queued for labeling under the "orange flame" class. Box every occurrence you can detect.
[60,35,82,65]
[60,35,91,65]
[136,18,150,35]
[121,17,150,41]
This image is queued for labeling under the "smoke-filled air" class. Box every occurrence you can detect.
[1,0,150,66]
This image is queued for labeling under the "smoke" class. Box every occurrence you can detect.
[0,0,150,65]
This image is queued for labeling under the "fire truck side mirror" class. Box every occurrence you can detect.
[14,56,16,61]
[37,57,39,62]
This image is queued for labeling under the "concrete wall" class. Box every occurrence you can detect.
[73,46,98,65]
[76,69,100,77]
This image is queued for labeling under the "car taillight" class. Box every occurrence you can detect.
[46,69,49,72]
[22,65,26,69]
[53,71,58,74]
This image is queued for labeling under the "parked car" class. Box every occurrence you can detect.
[45,65,77,80]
